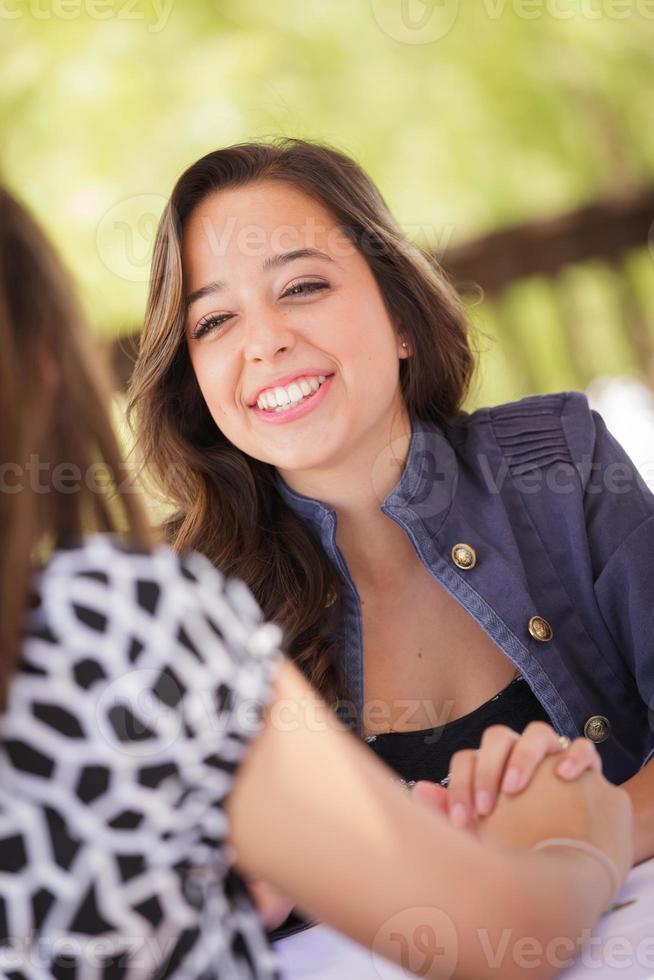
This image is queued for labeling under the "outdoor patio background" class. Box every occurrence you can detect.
[3,0,654,489]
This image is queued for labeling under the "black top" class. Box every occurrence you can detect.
[365,673,552,787]
[270,674,551,943]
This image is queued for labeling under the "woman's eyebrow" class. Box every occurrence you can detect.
[185,248,336,309]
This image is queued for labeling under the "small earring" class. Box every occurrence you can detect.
[401,341,408,351]
[325,586,338,608]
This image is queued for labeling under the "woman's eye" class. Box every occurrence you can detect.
[192,313,230,340]
[191,281,328,340]
[281,280,329,299]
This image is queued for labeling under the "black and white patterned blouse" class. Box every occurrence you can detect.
[0,534,283,979]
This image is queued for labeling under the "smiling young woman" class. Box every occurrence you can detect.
[129,140,474,712]
[129,139,654,897]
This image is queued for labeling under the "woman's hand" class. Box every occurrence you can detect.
[414,722,602,831]
[477,753,633,889]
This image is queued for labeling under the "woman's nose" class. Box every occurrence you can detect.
[242,308,296,361]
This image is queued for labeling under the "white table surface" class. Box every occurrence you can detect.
[274,856,654,979]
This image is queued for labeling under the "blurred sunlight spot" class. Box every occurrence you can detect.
[586,375,654,493]
[60,59,110,98]
[68,186,103,221]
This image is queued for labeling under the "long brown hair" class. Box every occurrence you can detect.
[128,138,475,705]
[0,186,152,710]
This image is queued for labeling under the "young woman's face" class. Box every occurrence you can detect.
[182,179,409,477]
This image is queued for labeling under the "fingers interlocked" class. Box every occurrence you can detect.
[445,722,602,828]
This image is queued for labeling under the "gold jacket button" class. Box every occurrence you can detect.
[584,715,611,743]
[451,543,477,570]
[528,616,553,642]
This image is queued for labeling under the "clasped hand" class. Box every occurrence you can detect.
[413,720,602,831]
[249,722,605,930]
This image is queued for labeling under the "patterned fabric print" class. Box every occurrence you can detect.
[0,535,283,979]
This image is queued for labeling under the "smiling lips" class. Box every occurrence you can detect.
[255,374,329,413]
[251,373,335,424]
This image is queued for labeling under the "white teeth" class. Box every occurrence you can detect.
[254,374,330,412]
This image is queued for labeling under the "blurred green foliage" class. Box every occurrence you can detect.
[2,0,654,407]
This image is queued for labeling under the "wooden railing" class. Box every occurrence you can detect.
[111,186,654,392]
[443,186,654,393]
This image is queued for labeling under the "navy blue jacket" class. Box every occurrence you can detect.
[275,392,654,784]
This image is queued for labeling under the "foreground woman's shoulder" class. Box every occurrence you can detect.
[17,531,284,809]
[28,533,283,683]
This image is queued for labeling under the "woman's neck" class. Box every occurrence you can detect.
[335,505,420,591]
[278,407,417,589]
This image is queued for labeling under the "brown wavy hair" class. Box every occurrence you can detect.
[0,186,152,710]
[128,137,475,706]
